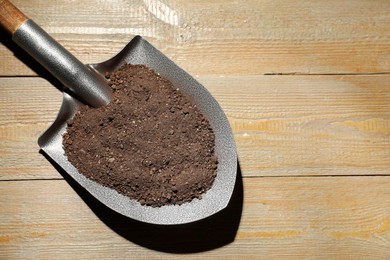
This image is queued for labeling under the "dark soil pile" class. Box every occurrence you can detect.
[63,64,217,207]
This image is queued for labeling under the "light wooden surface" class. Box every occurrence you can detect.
[1,0,389,259]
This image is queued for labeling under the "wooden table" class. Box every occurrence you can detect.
[1,0,389,258]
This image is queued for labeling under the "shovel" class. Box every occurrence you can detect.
[0,0,237,225]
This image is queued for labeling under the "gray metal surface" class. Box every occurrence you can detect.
[13,19,112,107]
[34,35,237,225]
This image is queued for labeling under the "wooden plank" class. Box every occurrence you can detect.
[1,75,389,180]
[0,78,62,179]
[0,0,389,76]
[0,177,389,259]
[206,75,390,177]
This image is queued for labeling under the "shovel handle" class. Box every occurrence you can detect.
[0,0,28,34]
[0,0,112,107]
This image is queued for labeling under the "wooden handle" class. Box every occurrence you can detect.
[0,0,28,34]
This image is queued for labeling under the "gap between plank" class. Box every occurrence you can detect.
[0,178,64,182]
[2,174,390,183]
[264,72,390,76]
[1,72,390,78]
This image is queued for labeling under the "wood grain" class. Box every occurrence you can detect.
[0,77,62,179]
[1,75,389,180]
[1,177,389,259]
[0,0,389,76]
[1,1,390,258]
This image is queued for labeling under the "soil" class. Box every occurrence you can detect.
[63,64,218,207]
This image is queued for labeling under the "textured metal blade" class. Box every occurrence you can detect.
[38,36,237,225]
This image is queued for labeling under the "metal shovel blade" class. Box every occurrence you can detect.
[38,36,237,225]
